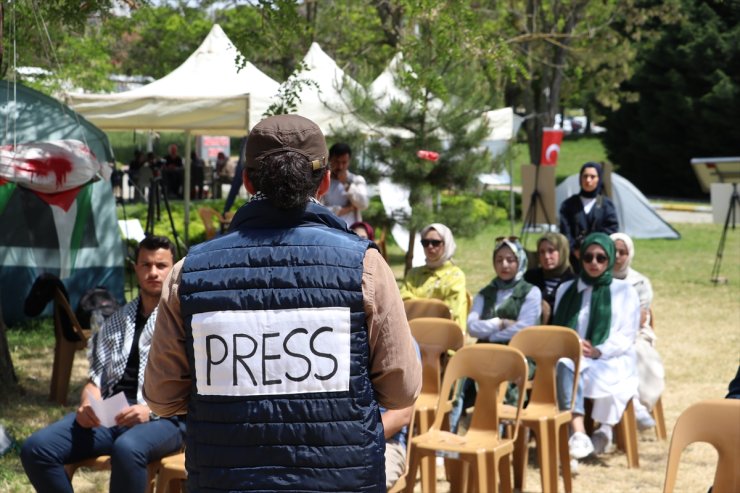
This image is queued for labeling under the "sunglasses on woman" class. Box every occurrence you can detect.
[583,253,608,264]
[495,235,520,243]
[420,239,443,248]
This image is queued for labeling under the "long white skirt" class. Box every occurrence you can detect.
[581,348,639,425]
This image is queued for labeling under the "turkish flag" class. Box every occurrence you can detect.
[540,128,564,166]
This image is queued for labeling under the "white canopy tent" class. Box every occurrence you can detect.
[67,24,279,134]
[286,42,369,135]
[66,24,281,244]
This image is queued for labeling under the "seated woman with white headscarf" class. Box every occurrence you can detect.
[553,232,640,459]
[449,236,542,431]
[399,223,468,332]
[467,236,542,342]
[611,232,664,431]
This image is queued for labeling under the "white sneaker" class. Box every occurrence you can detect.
[568,431,594,459]
[636,409,656,431]
[591,429,611,455]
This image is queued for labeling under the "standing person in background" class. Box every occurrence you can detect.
[399,223,468,333]
[162,144,183,198]
[21,236,185,493]
[559,162,619,270]
[322,143,369,225]
[223,137,247,215]
[144,115,420,491]
[189,150,205,200]
[524,232,575,323]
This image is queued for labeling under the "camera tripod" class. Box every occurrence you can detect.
[145,176,183,258]
[520,163,555,246]
[711,182,739,283]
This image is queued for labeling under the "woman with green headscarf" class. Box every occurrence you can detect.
[552,232,640,460]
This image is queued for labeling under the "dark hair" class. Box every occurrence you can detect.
[135,235,175,262]
[248,151,326,209]
[329,142,351,158]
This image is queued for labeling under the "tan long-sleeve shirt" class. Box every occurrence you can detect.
[144,247,421,416]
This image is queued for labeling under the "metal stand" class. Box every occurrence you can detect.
[145,176,183,258]
[520,164,553,246]
[711,182,739,283]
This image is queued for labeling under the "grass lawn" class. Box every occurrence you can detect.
[2,218,738,492]
[1,138,736,492]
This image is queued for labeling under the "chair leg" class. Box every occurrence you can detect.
[50,339,77,405]
[475,453,490,493]
[418,410,433,493]
[536,422,558,493]
[558,423,573,493]
[651,397,667,441]
[404,445,425,493]
[512,427,528,492]
[615,400,640,468]
[499,453,513,493]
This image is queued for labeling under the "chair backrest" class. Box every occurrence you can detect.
[409,318,465,398]
[198,207,222,240]
[432,345,528,440]
[663,399,740,493]
[404,298,451,321]
[53,287,88,343]
[509,325,581,408]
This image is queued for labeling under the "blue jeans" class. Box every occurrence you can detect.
[21,412,185,493]
[556,361,585,415]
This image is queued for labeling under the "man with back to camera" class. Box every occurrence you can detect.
[143,114,421,492]
[21,235,185,493]
[322,142,369,225]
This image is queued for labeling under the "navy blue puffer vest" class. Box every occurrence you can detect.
[179,200,384,492]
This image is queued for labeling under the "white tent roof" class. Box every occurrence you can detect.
[556,173,680,239]
[370,53,444,114]
[286,42,366,135]
[66,24,279,135]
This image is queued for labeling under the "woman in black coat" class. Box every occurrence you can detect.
[559,161,619,269]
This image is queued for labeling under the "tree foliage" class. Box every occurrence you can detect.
[347,0,518,269]
[497,0,682,164]
[601,0,740,197]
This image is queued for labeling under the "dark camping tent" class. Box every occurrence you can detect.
[0,81,124,325]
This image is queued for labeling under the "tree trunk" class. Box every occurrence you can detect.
[404,228,416,277]
[0,295,18,390]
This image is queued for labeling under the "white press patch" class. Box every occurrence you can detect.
[192,307,351,397]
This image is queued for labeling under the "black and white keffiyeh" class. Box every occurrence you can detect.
[88,297,158,404]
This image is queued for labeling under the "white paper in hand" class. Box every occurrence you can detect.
[86,391,129,427]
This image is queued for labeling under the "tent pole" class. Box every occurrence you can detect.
[509,145,515,236]
[184,131,192,247]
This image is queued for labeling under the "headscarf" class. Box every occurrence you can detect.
[350,221,375,241]
[537,232,571,278]
[493,237,528,289]
[479,237,531,320]
[610,232,634,280]
[420,223,456,269]
[579,161,604,198]
[552,232,614,345]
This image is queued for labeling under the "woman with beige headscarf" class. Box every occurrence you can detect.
[399,223,467,332]
[524,232,575,323]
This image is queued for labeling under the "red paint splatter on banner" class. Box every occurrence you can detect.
[34,186,82,212]
[23,156,74,188]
